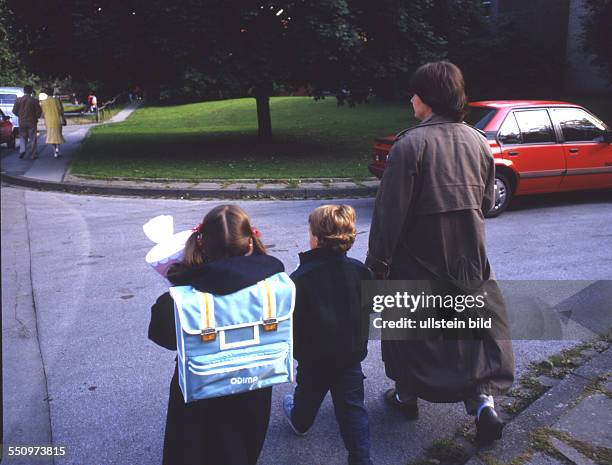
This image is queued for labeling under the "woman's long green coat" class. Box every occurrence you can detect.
[367,114,515,402]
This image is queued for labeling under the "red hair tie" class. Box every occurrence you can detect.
[251,227,261,238]
[192,223,204,246]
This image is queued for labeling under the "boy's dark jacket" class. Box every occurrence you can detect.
[290,248,373,363]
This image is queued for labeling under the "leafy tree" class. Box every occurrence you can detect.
[581,0,612,79]
[426,0,567,99]
[426,0,491,97]
[0,0,40,86]
[63,0,367,141]
[7,0,447,140]
[349,0,445,100]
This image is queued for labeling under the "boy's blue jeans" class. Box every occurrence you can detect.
[291,359,373,465]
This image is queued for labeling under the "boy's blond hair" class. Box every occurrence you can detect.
[308,204,356,252]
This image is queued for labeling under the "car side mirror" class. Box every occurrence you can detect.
[604,130,612,144]
[2,115,10,121]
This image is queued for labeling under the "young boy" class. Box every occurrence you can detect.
[284,205,373,465]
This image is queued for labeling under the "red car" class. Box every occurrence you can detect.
[0,108,16,149]
[369,101,612,216]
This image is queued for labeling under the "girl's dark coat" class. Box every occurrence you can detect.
[149,255,284,465]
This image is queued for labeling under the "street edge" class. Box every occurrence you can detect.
[464,346,611,465]
[0,172,378,200]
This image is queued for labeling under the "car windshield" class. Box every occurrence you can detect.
[465,107,497,129]
[0,93,18,105]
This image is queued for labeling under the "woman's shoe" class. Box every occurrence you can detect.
[475,406,504,446]
[384,389,419,419]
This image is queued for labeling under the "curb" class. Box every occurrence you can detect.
[465,347,611,465]
[64,174,379,184]
[0,172,378,200]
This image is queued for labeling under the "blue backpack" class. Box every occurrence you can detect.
[169,272,295,403]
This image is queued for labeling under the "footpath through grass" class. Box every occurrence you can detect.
[72,97,414,180]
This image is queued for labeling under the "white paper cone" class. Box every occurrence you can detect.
[145,229,192,277]
[143,215,175,244]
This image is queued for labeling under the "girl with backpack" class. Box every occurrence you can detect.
[148,205,287,465]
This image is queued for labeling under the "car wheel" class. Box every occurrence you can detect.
[486,172,513,218]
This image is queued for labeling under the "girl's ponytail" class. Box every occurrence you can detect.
[182,231,206,268]
[251,233,267,256]
[179,205,267,267]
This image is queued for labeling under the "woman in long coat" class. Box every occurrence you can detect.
[39,88,65,158]
[366,61,514,446]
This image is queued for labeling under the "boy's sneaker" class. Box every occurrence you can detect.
[283,395,307,437]
[54,148,60,158]
[384,388,419,420]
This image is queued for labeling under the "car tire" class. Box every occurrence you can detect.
[486,172,513,218]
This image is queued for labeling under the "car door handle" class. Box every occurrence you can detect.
[508,151,519,156]
[569,148,579,153]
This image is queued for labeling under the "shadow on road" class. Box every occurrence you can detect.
[507,189,612,213]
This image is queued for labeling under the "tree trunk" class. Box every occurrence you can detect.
[255,92,272,143]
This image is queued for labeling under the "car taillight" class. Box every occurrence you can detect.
[374,149,388,162]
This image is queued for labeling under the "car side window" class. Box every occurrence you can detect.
[498,113,521,145]
[0,93,18,105]
[551,108,607,142]
[513,110,556,144]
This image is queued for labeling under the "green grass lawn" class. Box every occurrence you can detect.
[62,103,86,113]
[71,95,612,180]
[72,97,415,179]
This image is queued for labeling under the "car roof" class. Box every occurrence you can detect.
[469,100,579,109]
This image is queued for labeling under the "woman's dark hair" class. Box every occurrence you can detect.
[409,60,467,122]
[182,204,266,267]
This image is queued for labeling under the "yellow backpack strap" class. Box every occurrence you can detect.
[200,292,217,342]
[260,279,278,332]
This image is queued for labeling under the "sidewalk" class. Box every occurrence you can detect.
[465,345,611,465]
[0,102,379,199]
[405,341,611,465]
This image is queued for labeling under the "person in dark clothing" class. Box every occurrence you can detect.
[284,205,374,465]
[366,61,514,446]
[12,85,41,159]
[149,204,284,465]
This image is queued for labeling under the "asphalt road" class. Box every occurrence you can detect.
[2,186,611,465]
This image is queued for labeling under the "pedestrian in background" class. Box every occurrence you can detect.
[87,91,97,112]
[367,61,514,446]
[12,85,41,159]
[39,88,66,158]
